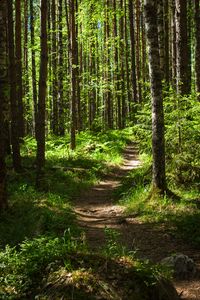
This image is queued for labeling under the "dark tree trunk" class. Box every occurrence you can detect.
[51,0,58,135]
[58,0,65,136]
[195,0,200,100]
[15,0,25,137]
[171,1,177,88]
[30,0,38,136]
[120,0,126,128]
[36,0,48,185]
[7,0,22,172]
[144,0,167,194]
[104,0,113,129]
[75,0,81,132]
[175,0,190,95]
[0,0,8,210]
[164,0,170,85]
[113,0,121,129]
[24,0,30,134]
[136,0,142,103]
[69,0,77,150]
[129,0,138,107]
[158,0,165,78]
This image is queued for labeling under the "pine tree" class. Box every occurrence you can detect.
[0,0,8,210]
[144,0,167,194]
[36,0,48,186]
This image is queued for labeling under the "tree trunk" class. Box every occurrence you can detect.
[120,0,126,128]
[58,0,65,136]
[24,0,30,134]
[30,0,38,136]
[36,0,48,186]
[113,0,121,129]
[7,0,22,172]
[51,0,58,135]
[158,0,165,78]
[0,0,8,210]
[171,1,177,88]
[75,0,81,132]
[104,0,113,129]
[164,0,170,85]
[15,0,25,137]
[144,0,167,194]
[195,0,200,100]
[175,0,190,95]
[69,0,77,150]
[129,0,138,109]
[135,0,142,103]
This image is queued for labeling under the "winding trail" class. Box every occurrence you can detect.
[74,145,200,300]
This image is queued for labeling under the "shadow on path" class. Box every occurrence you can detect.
[74,144,200,300]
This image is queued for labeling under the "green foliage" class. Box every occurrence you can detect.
[0,233,86,299]
[1,129,132,247]
[103,227,127,258]
[132,89,200,190]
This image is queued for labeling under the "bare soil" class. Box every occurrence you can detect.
[74,145,200,300]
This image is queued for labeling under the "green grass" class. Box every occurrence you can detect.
[117,152,200,248]
[0,128,179,299]
[1,129,133,247]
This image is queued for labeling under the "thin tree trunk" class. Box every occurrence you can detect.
[175,0,190,95]
[113,0,121,129]
[0,0,8,210]
[75,0,81,132]
[24,0,30,133]
[158,0,165,78]
[164,0,170,85]
[30,0,38,136]
[36,0,48,186]
[58,0,65,136]
[51,0,58,135]
[104,0,112,129]
[129,0,138,107]
[195,0,200,100]
[144,0,167,194]
[69,0,77,150]
[15,0,25,137]
[136,0,142,103]
[171,1,177,88]
[7,0,22,172]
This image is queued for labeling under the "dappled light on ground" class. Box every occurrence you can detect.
[74,145,200,300]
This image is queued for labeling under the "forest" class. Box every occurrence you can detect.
[0,0,200,299]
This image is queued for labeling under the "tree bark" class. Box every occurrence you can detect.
[195,0,200,100]
[113,0,121,129]
[58,0,65,136]
[175,0,190,95]
[15,0,25,137]
[120,0,126,128]
[36,0,48,185]
[144,0,167,194]
[7,0,22,172]
[0,0,8,210]
[24,0,30,134]
[51,0,58,135]
[69,0,77,150]
[129,0,138,107]
[30,0,38,136]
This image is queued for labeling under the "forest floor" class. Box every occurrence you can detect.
[74,145,200,300]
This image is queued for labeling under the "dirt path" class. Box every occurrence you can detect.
[74,145,200,300]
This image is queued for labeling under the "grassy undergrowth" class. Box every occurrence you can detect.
[0,228,171,300]
[0,130,166,299]
[1,129,132,247]
[118,152,200,248]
